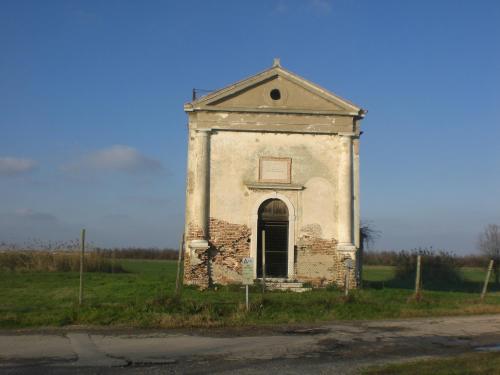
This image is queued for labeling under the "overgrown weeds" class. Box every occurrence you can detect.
[0,251,126,273]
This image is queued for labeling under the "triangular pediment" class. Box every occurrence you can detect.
[185,64,364,116]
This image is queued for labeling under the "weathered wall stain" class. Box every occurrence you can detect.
[183,61,365,289]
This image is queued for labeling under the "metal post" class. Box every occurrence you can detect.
[79,229,86,306]
[415,255,422,297]
[245,285,249,311]
[481,260,494,301]
[262,230,266,293]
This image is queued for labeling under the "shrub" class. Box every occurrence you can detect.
[364,250,490,268]
[394,249,463,287]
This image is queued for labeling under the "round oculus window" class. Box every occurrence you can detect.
[270,89,281,101]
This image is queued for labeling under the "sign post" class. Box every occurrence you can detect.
[242,257,254,311]
[344,258,353,297]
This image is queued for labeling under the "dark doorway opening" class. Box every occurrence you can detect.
[257,199,288,278]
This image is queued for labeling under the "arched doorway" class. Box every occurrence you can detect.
[257,199,289,278]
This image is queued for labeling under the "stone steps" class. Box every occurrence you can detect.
[263,279,312,293]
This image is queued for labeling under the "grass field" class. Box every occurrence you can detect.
[362,265,491,283]
[363,351,500,375]
[1,260,499,329]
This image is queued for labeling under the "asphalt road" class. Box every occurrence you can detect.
[1,314,500,374]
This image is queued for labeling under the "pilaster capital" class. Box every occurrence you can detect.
[189,239,210,250]
[196,129,212,137]
[189,240,210,266]
[338,132,356,139]
[337,243,357,252]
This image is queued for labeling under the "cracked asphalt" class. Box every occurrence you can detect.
[1,314,499,374]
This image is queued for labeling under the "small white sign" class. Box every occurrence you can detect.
[344,258,354,269]
[242,257,255,285]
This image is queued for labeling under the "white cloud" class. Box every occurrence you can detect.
[62,145,163,174]
[0,157,37,176]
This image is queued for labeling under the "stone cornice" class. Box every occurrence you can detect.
[245,182,305,191]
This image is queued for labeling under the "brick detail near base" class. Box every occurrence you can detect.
[183,223,209,287]
[183,219,251,287]
[208,218,251,285]
[296,233,357,289]
[184,219,358,289]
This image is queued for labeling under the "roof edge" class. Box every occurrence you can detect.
[186,61,366,115]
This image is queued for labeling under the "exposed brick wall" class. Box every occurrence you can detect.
[183,219,251,287]
[208,218,251,285]
[183,223,209,287]
[333,251,358,288]
[184,219,358,289]
[296,234,337,287]
[186,223,205,241]
[295,225,358,288]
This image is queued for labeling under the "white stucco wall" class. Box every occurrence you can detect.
[182,63,364,288]
[209,131,342,240]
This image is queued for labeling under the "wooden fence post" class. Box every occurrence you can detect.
[481,259,494,301]
[414,255,422,298]
[79,229,86,306]
[175,234,185,296]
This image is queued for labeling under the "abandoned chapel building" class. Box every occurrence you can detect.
[183,59,366,289]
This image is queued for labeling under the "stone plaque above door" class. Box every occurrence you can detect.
[259,157,291,184]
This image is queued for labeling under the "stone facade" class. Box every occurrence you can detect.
[183,60,366,288]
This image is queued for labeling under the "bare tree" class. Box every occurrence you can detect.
[357,221,381,287]
[360,221,381,251]
[478,224,500,285]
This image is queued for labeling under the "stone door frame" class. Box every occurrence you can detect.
[250,192,295,280]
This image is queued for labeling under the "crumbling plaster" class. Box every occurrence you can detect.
[182,62,364,288]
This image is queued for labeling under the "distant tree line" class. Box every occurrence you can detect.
[364,250,490,268]
[0,251,126,273]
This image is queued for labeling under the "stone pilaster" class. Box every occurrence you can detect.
[353,136,360,249]
[189,129,211,253]
[195,129,211,237]
[337,133,355,252]
[353,136,361,286]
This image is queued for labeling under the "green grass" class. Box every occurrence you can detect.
[363,352,500,375]
[363,265,500,294]
[1,261,499,329]
[363,265,491,284]
[363,265,396,282]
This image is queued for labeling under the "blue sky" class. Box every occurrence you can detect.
[1,0,499,253]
